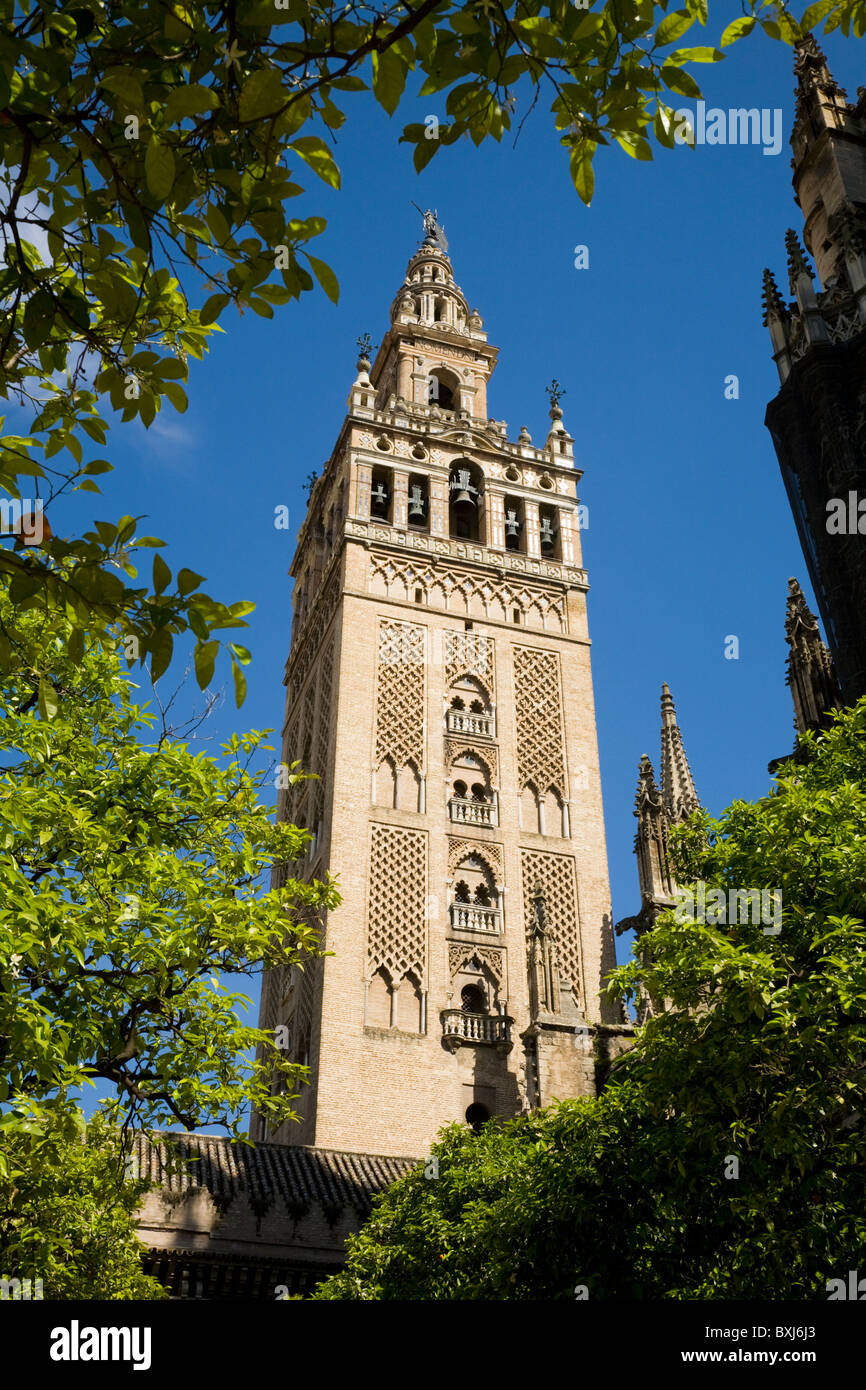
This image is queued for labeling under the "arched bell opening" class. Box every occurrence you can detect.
[449,460,483,541]
[538,502,561,559]
[504,495,525,553]
[370,466,392,521]
[428,365,459,411]
[407,473,429,530]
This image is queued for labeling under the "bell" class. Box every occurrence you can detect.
[408,484,426,519]
[370,481,389,515]
[540,516,557,551]
[504,509,521,539]
[449,469,477,508]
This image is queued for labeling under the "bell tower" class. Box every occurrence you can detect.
[253,214,623,1158]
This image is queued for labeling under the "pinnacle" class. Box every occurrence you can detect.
[659,684,700,820]
[761,266,785,324]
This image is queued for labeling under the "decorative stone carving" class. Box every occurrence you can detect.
[513,646,567,796]
[367,824,428,985]
[375,619,426,772]
[520,849,582,1008]
[447,838,503,885]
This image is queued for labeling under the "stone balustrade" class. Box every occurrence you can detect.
[440,1010,512,1047]
[448,795,497,826]
[448,903,501,934]
[446,709,495,738]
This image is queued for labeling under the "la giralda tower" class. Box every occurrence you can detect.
[252,215,624,1158]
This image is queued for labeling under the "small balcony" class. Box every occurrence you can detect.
[446,709,495,739]
[448,903,501,935]
[440,1010,513,1051]
[448,795,497,827]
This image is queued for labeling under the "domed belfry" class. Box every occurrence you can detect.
[253,214,626,1158]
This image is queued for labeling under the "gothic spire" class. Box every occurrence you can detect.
[659,683,700,823]
[785,228,813,293]
[634,752,661,817]
[793,32,848,126]
[761,266,786,326]
[784,578,841,735]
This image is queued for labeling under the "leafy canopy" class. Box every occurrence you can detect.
[314,699,866,1299]
[2,0,861,696]
[0,1107,167,1300]
[0,579,337,1144]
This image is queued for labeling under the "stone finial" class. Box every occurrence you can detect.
[784,578,841,735]
[634,753,662,816]
[659,683,700,823]
[518,425,532,444]
[761,266,786,325]
[785,228,812,291]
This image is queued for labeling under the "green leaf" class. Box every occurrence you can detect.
[165,84,219,123]
[194,639,219,689]
[569,144,595,206]
[667,46,723,63]
[289,137,341,189]
[232,658,247,708]
[656,9,695,46]
[239,69,285,123]
[187,607,210,641]
[149,627,173,682]
[801,0,837,31]
[371,48,407,117]
[661,65,702,100]
[37,676,59,721]
[100,72,144,108]
[152,553,171,595]
[307,255,339,305]
[22,291,55,350]
[177,568,204,597]
[615,134,653,161]
[145,140,176,201]
[68,628,85,665]
[200,293,230,325]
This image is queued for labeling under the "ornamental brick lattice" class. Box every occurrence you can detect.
[520,848,582,1007]
[513,646,567,797]
[367,824,428,985]
[445,628,495,699]
[374,618,426,772]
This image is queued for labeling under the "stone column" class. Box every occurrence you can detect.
[524,499,541,557]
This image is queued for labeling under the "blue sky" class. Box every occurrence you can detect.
[50,26,861,1059]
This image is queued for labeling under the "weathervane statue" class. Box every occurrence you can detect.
[412,200,449,253]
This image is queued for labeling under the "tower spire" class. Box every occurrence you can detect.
[761,266,786,326]
[659,683,699,823]
[793,32,848,132]
[784,578,842,736]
